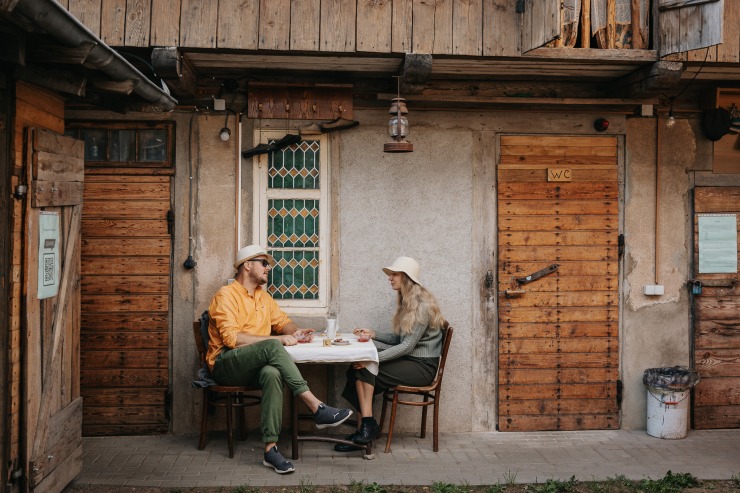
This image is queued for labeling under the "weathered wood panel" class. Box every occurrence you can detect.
[356,0,391,53]
[69,0,102,37]
[100,0,126,45]
[453,0,482,55]
[391,0,412,53]
[692,186,740,429]
[124,0,151,46]
[80,161,172,436]
[217,0,258,49]
[320,0,356,52]
[497,134,619,432]
[413,0,453,54]
[259,0,290,50]
[484,0,519,56]
[150,0,181,46]
[179,0,217,47]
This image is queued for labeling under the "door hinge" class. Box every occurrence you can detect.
[167,210,174,236]
[616,379,623,409]
[515,0,525,13]
[618,234,625,259]
[484,270,493,289]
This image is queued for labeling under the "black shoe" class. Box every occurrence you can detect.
[272,133,301,150]
[319,117,359,133]
[242,143,276,158]
[334,442,362,452]
[353,421,380,445]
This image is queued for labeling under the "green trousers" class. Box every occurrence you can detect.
[211,338,309,443]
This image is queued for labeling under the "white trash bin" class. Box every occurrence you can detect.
[643,366,699,440]
[646,387,690,439]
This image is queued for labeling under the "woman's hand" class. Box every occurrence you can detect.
[353,328,375,340]
[352,361,367,370]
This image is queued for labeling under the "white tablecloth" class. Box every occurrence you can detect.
[284,336,379,374]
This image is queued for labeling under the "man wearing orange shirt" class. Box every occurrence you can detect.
[207,244,352,474]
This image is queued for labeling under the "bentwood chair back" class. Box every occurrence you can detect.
[379,324,454,453]
[192,319,261,458]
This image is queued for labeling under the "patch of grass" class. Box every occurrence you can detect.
[299,479,316,493]
[732,474,740,488]
[231,486,259,493]
[640,471,699,493]
[503,470,519,486]
[524,476,578,493]
[361,483,387,493]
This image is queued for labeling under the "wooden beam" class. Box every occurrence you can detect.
[610,60,684,98]
[0,25,25,65]
[13,65,87,97]
[151,47,198,97]
[399,53,432,95]
[88,78,138,95]
[27,41,96,65]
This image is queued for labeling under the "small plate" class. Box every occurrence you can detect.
[332,340,351,346]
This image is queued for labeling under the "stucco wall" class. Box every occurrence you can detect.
[333,114,475,432]
[621,116,693,429]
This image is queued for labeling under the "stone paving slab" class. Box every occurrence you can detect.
[71,430,740,488]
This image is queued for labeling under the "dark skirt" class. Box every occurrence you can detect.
[341,356,438,411]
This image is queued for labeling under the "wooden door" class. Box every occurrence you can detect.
[80,170,172,435]
[497,135,620,431]
[22,127,84,493]
[692,187,740,429]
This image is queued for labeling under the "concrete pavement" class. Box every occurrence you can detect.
[71,429,740,489]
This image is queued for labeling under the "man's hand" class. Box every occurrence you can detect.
[293,328,315,343]
[278,334,298,346]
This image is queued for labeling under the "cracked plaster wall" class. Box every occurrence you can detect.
[621,117,694,429]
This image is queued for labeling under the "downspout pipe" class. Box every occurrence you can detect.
[12,0,177,111]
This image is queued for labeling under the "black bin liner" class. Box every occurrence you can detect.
[643,366,700,392]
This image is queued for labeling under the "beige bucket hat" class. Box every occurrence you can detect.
[233,244,276,269]
[382,256,421,285]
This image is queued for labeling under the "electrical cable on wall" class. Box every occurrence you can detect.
[183,112,197,269]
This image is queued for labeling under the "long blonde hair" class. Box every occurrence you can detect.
[391,274,446,335]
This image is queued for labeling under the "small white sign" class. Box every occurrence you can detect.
[698,214,738,274]
[38,211,60,299]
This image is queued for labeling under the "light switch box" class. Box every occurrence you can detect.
[644,285,665,296]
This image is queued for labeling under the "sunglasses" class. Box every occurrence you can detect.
[248,258,270,268]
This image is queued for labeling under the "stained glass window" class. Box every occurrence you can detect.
[258,138,326,303]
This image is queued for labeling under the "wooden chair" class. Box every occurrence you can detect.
[192,321,261,458]
[378,325,453,453]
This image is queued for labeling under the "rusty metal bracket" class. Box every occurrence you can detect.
[515,264,559,285]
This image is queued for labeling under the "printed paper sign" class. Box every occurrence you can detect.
[698,214,738,274]
[38,211,60,299]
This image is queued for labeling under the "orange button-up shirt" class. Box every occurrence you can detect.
[206,281,291,370]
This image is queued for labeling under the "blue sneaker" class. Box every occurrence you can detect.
[313,403,352,429]
[262,446,295,474]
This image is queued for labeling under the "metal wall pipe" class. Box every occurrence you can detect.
[12,0,177,111]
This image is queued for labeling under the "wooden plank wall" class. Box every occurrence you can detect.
[60,0,740,61]
[693,187,740,429]
[497,135,620,432]
[9,82,65,488]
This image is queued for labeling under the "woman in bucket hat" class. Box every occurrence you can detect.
[334,256,447,451]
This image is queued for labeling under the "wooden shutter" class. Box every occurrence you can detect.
[658,0,724,56]
[23,127,84,493]
[521,0,562,53]
[497,135,620,431]
[692,187,740,429]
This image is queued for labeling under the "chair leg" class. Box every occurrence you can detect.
[420,394,429,438]
[226,393,234,458]
[198,390,209,450]
[384,392,399,453]
[378,392,388,434]
[432,394,439,452]
[236,393,247,441]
